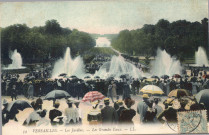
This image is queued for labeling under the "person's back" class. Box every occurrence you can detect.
[119,109,136,124]
[137,95,149,123]
[88,103,102,125]
[117,106,125,118]
[119,98,136,124]
[157,106,177,123]
[101,106,116,123]
[49,109,62,122]
[101,98,118,124]
[65,102,79,124]
[143,106,157,123]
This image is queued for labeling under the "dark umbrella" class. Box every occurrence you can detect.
[7,100,32,112]
[44,90,71,100]
[142,77,147,80]
[29,76,35,80]
[94,76,100,79]
[70,75,77,78]
[84,76,91,79]
[59,73,67,77]
[195,89,209,109]
[161,75,169,79]
[151,75,159,79]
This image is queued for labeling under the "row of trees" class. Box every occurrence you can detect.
[111,18,208,61]
[1,20,96,64]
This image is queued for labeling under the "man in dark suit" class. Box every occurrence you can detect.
[101,98,118,124]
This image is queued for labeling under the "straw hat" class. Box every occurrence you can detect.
[142,94,149,99]
[104,98,110,103]
[116,100,123,106]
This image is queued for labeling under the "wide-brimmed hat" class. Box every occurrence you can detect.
[124,98,135,106]
[142,94,149,99]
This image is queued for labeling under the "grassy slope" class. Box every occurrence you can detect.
[83,47,118,56]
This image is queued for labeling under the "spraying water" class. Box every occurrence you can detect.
[4,49,25,69]
[195,46,209,66]
[51,47,86,78]
[94,55,146,79]
[151,49,182,77]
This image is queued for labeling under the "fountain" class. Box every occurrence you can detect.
[95,37,111,47]
[51,47,86,78]
[94,55,147,79]
[195,46,209,66]
[4,49,25,69]
[151,48,182,77]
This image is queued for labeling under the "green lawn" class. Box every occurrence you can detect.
[83,47,118,56]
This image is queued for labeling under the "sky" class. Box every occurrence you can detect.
[0,0,208,34]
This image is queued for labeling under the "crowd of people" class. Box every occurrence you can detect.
[85,54,111,74]
[2,91,206,127]
[2,68,209,102]
[1,53,209,127]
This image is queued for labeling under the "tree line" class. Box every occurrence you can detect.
[111,18,208,62]
[1,20,96,64]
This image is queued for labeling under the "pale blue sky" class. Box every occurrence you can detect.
[0,0,208,34]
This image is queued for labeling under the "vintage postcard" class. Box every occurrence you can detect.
[0,0,208,134]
